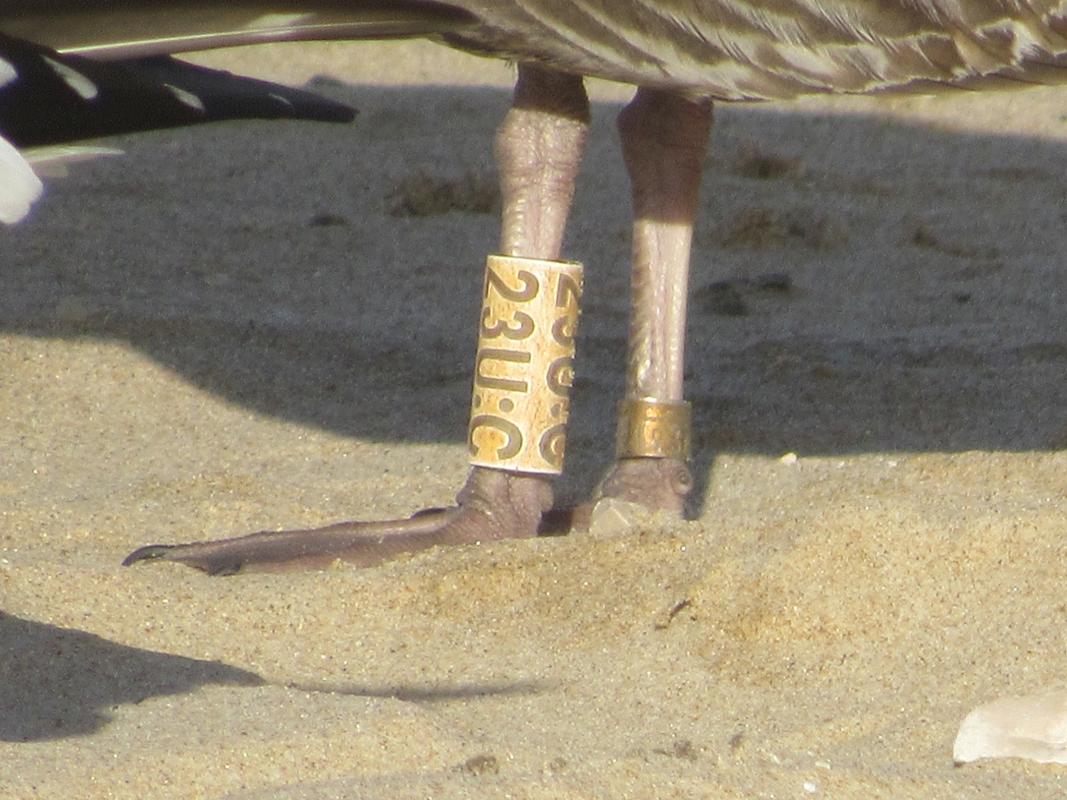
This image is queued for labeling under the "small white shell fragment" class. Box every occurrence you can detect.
[779,452,798,465]
[953,689,1067,765]
[587,497,649,537]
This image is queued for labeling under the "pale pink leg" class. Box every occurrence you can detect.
[124,66,590,574]
[124,80,712,575]
[589,89,713,517]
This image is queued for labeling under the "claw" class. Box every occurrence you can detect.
[123,543,246,575]
[122,544,175,566]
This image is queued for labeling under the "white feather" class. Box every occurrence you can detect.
[0,134,44,225]
[0,55,15,87]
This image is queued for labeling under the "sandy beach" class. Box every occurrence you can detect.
[2,40,1066,798]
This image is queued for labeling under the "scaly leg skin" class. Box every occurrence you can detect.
[124,65,590,574]
[123,76,713,575]
[570,90,713,527]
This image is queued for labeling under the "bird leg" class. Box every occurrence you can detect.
[122,78,712,575]
[583,89,712,520]
[123,65,591,574]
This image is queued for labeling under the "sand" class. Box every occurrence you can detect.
[2,40,1066,799]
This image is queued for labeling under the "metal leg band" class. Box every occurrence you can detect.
[615,398,691,460]
[468,254,583,475]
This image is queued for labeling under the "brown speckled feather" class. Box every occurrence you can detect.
[448,0,1067,98]
[3,1,1065,99]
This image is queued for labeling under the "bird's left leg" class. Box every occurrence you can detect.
[123,65,590,574]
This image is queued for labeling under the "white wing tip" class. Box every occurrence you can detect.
[0,135,44,225]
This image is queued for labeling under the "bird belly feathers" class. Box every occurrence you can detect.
[452,0,1067,99]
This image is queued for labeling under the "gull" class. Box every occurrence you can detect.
[3,2,1064,574]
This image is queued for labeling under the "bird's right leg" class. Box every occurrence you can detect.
[123,64,590,574]
[575,88,713,523]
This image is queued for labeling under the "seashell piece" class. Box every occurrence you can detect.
[954,689,1067,765]
[587,498,650,537]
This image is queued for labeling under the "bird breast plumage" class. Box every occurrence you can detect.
[449,0,1067,99]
